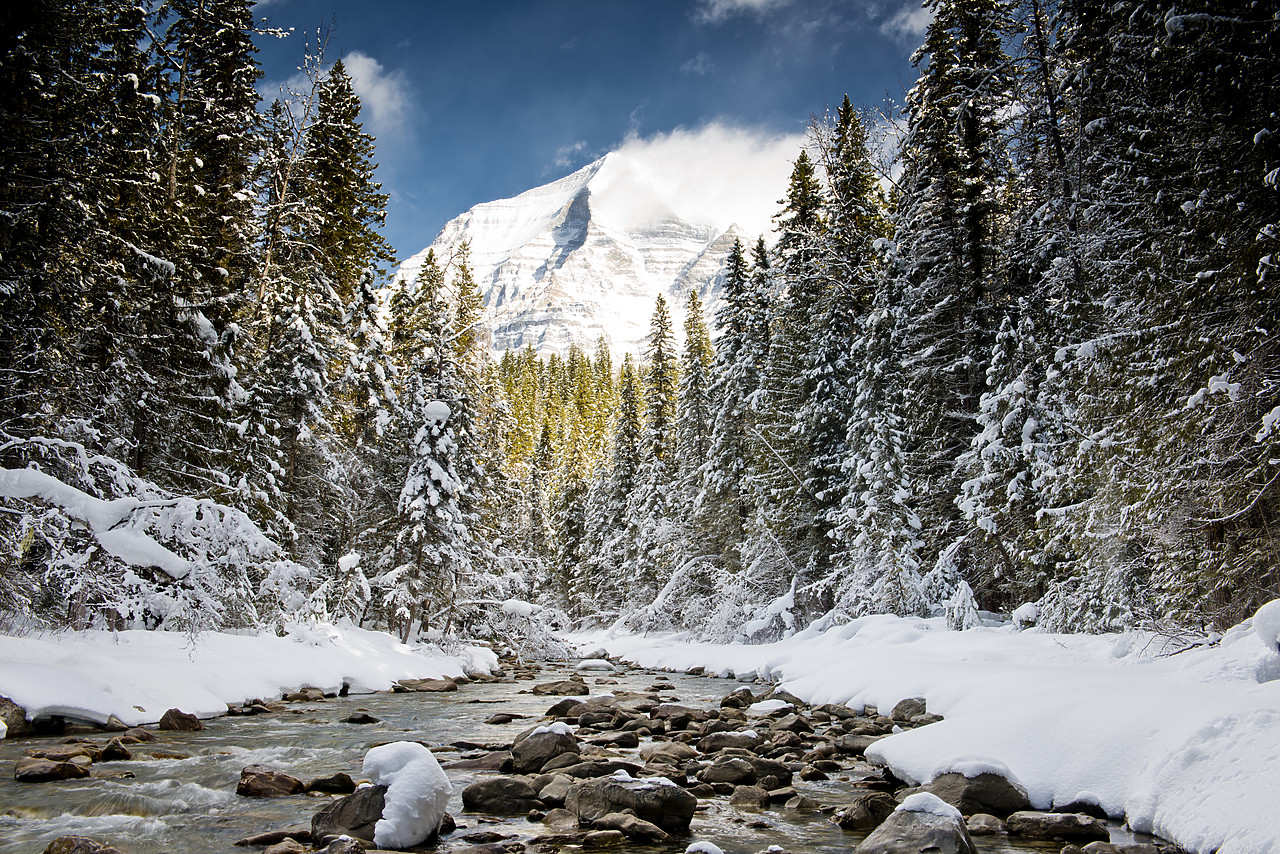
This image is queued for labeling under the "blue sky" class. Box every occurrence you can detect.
[254,0,929,260]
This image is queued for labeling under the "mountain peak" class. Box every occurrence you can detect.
[397,154,736,359]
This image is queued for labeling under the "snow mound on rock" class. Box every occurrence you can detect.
[362,741,452,849]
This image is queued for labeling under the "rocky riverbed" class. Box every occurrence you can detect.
[0,657,1179,854]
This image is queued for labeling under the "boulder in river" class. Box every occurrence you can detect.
[41,838,122,854]
[461,776,543,814]
[15,756,91,783]
[237,764,306,797]
[832,792,898,830]
[306,772,357,794]
[311,784,387,842]
[262,840,307,854]
[512,726,579,773]
[1005,810,1110,842]
[697,731,760,752]
[343,712,379,725]
[889,698,927,722]
[157,708,203,731]
[591,811,671,841]
[567,775,698,834]
[1,696,30,737]
[855,793,976,854]
[532,679,590,696]
[395,678,458,692]
[926,772,1032,818]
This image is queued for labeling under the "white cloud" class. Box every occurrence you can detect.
[554,140,590,168]
[341,51,411,141]
[681,51,715,76]
[696,0,793,23]
[592,122,806,239]
[880,1,933,42]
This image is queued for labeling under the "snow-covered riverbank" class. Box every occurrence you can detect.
[576,608,1280,854]
[0,622,496,734]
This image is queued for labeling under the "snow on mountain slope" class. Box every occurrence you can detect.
[396,153,744,359]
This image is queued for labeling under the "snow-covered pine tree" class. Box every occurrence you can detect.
[699,239,759,572]
[893,0,1018,577]
[676,289,715,510]
[383,252,472,641]
[620,296,683,620]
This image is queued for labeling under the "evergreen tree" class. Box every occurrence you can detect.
[676,289,715,499]
[894,0,1018,576]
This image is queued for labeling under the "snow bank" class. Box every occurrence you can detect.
[363,741,452,849]
[580,603,1280,854]
[0,622,495,728]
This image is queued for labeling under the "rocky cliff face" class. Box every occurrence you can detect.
[396,154,740,359]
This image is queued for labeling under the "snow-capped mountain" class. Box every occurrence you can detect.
[396,153,742,359]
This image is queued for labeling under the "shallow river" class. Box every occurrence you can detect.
[0,662,1163,854]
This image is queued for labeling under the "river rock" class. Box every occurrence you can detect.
[396,678,458,692]
[306,772,357,794]
[316,838,366,854]
[343,712,379,725]
[556,758,643,778]
[833,792,898,830]
[15,756,91,782]
[567,776,698,834]
[640,741,698,763]
[1,696,29,737]
[461,776,543,814]
[698,731,760,752]
[443,750,514,772]
[835,733,885,756]
[311,784,386,842]
[889,698,927,722]
[237,764,306,797]
[513,728,579,773]
[697,757,756,785]
[856,794,976,854]
[546,698,588,718]
[233,826,313,846]
[583,829,626,847]
[158,708,203,731]
[262,840,307,854]
[926,772,1032,817]
[592,812,670,841]
[26,744,97,763]
[729,785,771,809]
[283,687,325,702]
[41,838,122,854]
[122,726,156,742]
[532,679,590,696]
[538,774,575,807]
[720,687,757,708]
[100,738,131,761]
[966,813,1005,835]
[1079,844,1159,854]
[487,713,524,725]
[1006,810,1109,841]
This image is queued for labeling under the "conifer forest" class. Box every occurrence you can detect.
[1,0,1278,647]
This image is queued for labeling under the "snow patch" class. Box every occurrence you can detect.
[532,722,574,737]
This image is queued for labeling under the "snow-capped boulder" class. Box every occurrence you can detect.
[576,658,616,672]
[362,742,452,849]
[855,793,976,854]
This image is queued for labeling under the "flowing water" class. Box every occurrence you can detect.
[0,663,1164,854]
